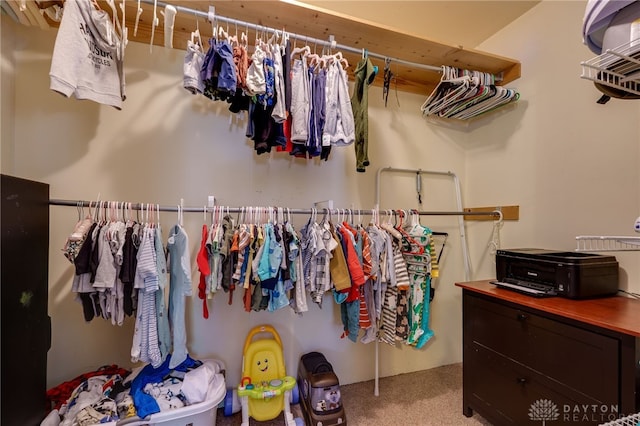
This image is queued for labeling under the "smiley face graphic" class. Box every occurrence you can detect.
[252,350,277,382]
[257,358,269,372]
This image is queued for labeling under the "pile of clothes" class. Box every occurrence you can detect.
[41,356,225,426]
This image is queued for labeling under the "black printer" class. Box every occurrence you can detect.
[494,248,619,299]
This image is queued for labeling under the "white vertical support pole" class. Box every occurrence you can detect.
[373,166,473,397]
[374,338,379,396]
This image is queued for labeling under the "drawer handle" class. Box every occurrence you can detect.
[516,377,527,385]
[517,313,528,321]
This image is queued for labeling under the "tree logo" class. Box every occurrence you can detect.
[529,399,559,424]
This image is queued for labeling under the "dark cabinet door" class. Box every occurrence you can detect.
[1,174,50,426]
[462,290,625,426]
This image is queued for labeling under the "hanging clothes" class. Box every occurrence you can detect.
[154,226,171,361]
[324,59,355,147]
[289,51,311,157]
[62,203,445,356]
[49,0,125,109]
[166,223,193,369]
[196,224,211,319]
[351,55,378,173]
[183,39,205,95]
[201,37,237,102]
[402,220,434,348]
[131,226,162,368]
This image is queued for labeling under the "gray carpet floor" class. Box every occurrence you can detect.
[216,363,491,425]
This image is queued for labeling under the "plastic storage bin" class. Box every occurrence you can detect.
[117,394,222,426]
[118,360,226,426]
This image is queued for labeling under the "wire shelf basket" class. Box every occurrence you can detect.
[581,39,640,96]
[576,236,640,252]
[599,412,640,425]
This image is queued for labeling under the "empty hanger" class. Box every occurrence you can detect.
[133,0,142,37]
[162,4,177,49]
[149,0,159,53]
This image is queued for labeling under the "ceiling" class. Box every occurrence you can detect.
[300,1,541,49]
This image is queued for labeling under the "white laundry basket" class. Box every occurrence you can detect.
[118,359,226,426]
[117,393,222,426]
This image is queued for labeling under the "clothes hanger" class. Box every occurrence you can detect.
[241,30,248,48]
[291,44,311,60]
[133,0,142,37]
[161,4,177,49]
[105,0,123,37]
[146,203,151,225]
[272,206,278,224]
[440,70,485,113]
[190,12,203,50]
[307,53,321,67]
[439,74,491,118]
[140,203,146,226]
[394,210,425,254]
[177,199,184,227]
[118,0,128,59]
[451,84,504,119]
[149,0,159,53]
[228,22,239,47]
[218,24,228,42]
[267,29,280,46]
[487,209,504,256]
[101,201,108,225]
[408,209,425,233]
[381,215,402,241]
[425,77,472,115]
[118,202,124,223]
[341,209,359,235]
[456,86,519,120]
[421,66,467,113]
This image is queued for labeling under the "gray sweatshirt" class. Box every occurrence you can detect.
[49,0,125,109]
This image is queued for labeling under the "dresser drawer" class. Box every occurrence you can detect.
[463,293,619,403]
[464,342,617,426]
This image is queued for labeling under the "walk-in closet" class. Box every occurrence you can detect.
[2,1,639,425]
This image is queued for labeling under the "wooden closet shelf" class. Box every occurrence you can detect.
[26,0,522,96]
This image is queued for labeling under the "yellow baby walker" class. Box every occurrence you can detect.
[237,325,301,426]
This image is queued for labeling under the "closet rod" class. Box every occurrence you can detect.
[143,0,445,74]
[49,199,499,217]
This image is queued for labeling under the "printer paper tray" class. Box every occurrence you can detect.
[490,280,557,298]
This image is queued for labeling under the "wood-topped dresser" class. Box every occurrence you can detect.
[456,280,640,425]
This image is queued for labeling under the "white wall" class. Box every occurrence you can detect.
[1,13,16,173]
[466,0,640,289]
[1,12,487,390]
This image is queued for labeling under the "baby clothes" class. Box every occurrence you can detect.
[49,0,125,109]
[183,40,205,94]
[166,224,193,369]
